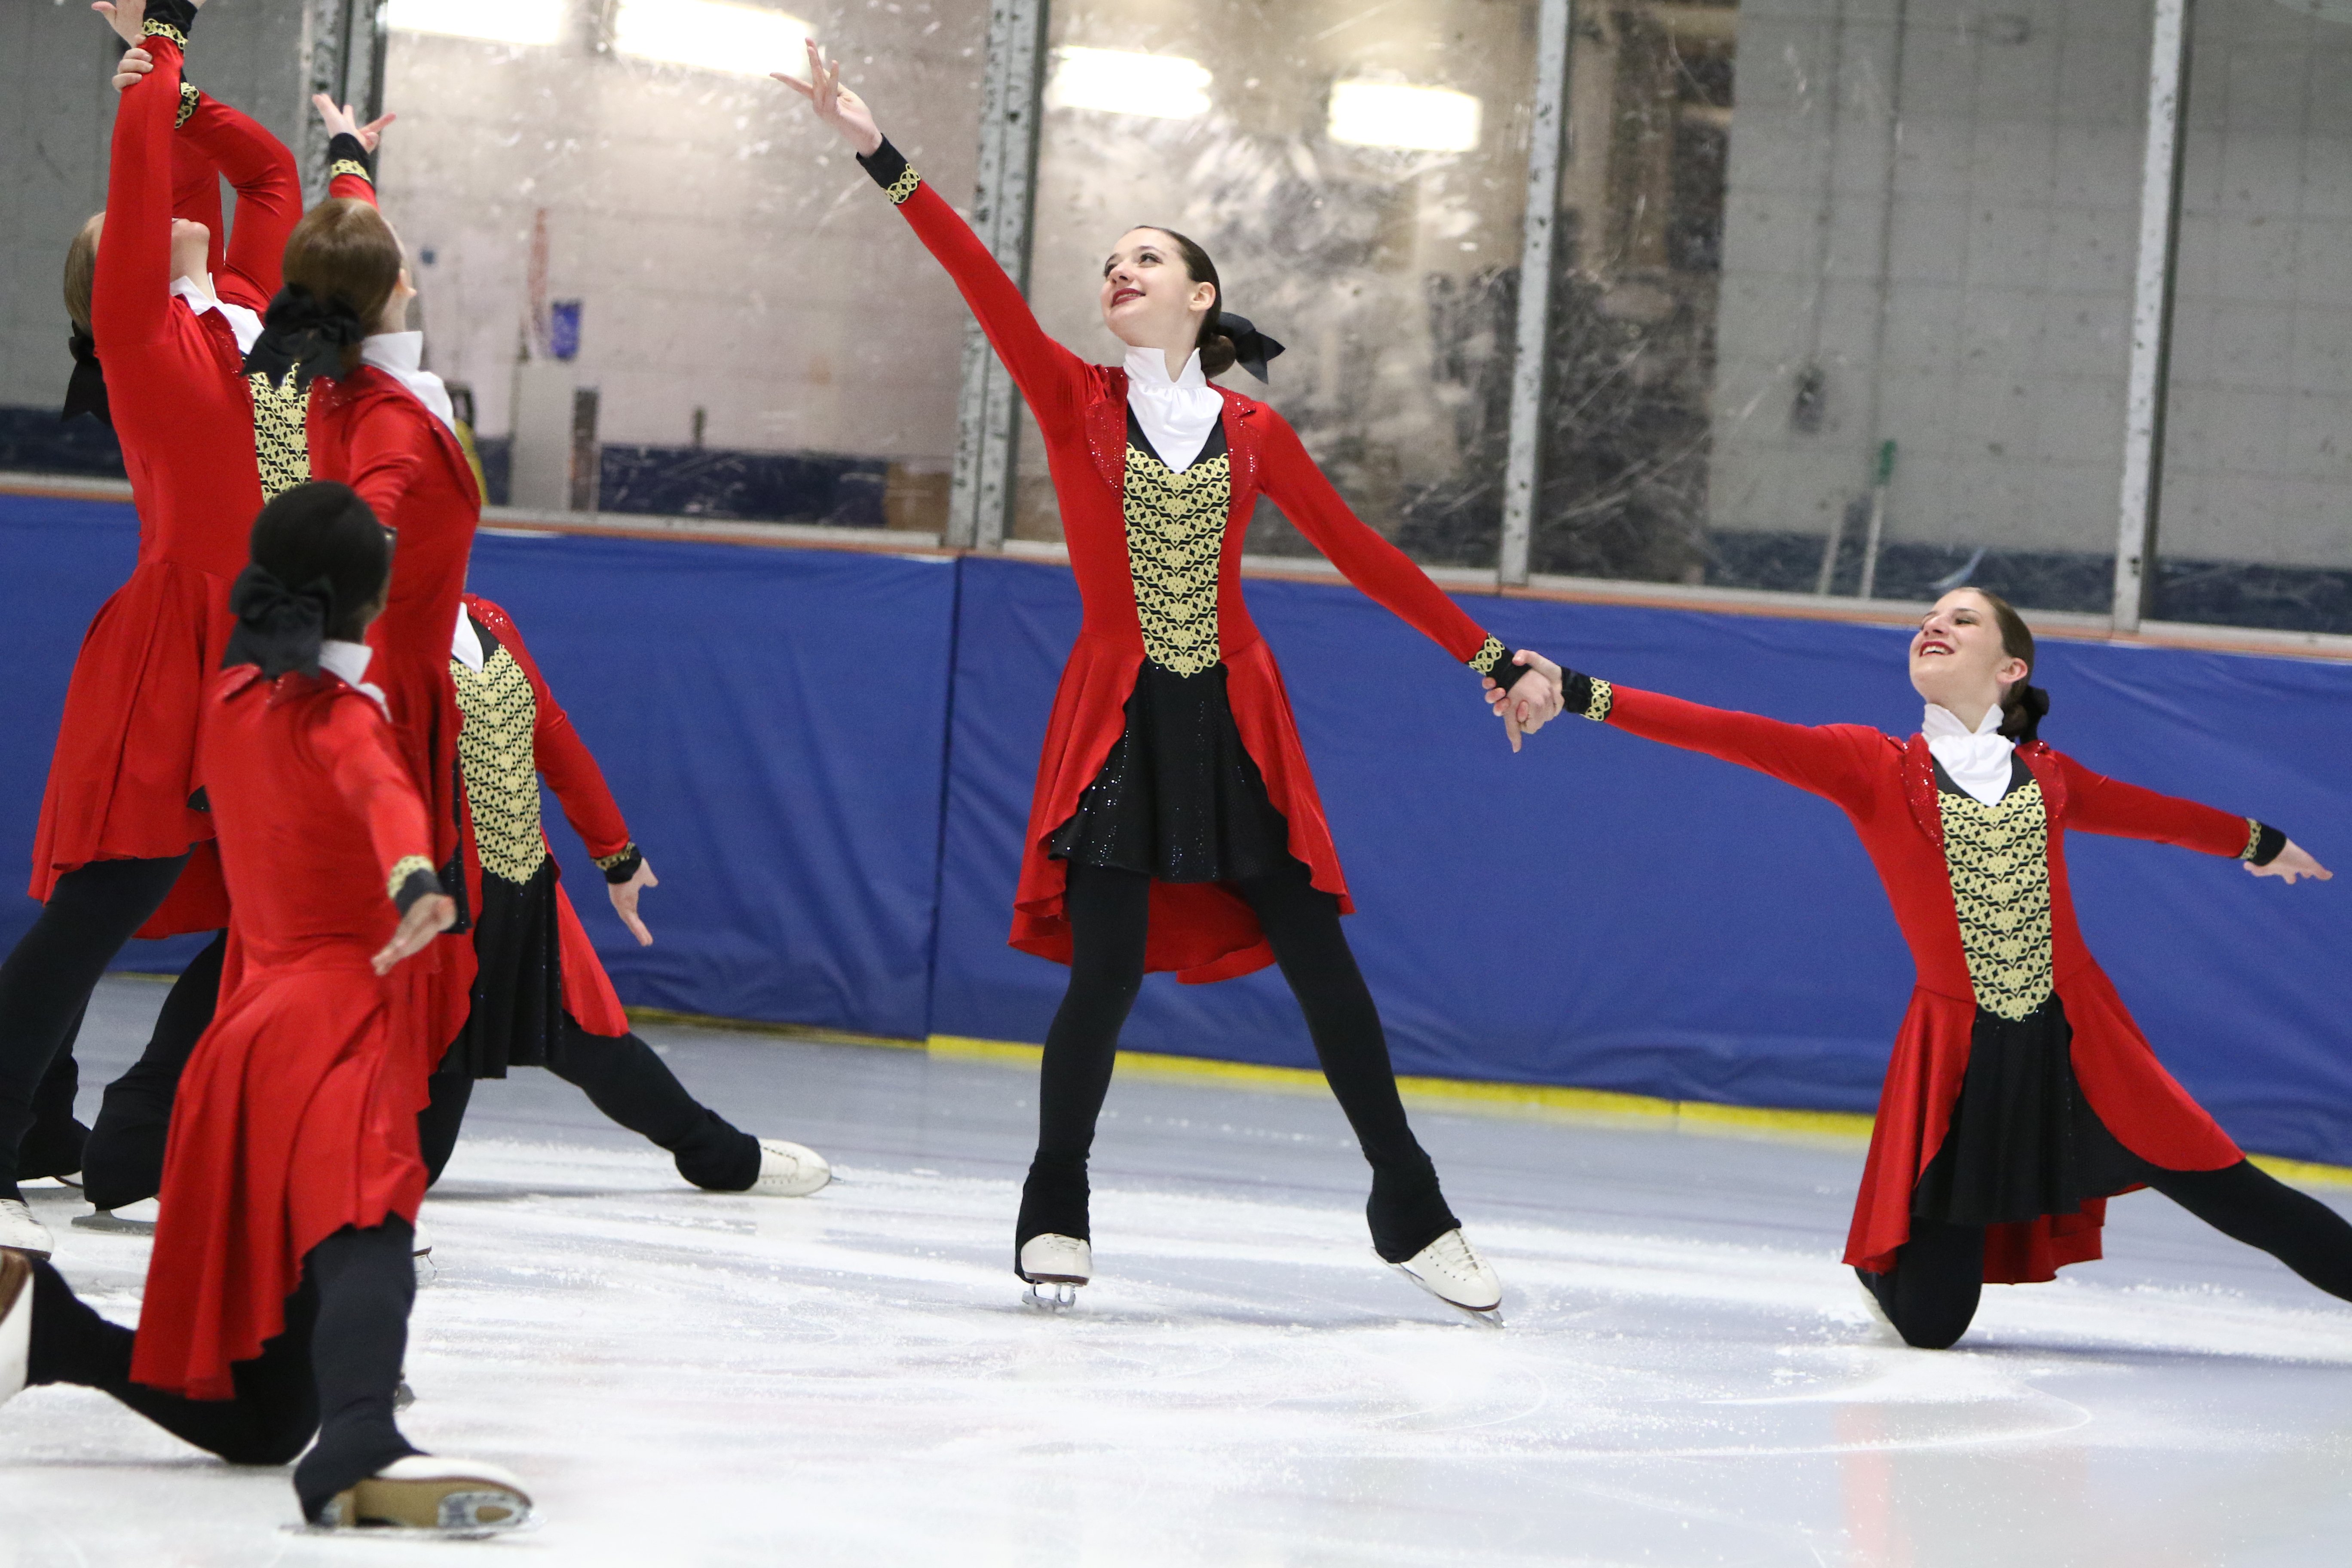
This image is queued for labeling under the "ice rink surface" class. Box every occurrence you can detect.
[4,980,2351,1565]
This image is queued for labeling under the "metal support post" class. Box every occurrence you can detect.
[2113,0,2193,632]
[946,0,1049,551]
[1498,0,1574,587]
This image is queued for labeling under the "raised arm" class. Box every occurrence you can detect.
[777,44,1088,431]
[2056,752,2327,881]
[178,91,303,307]
[90,4,193,353]
[312,94,390,206]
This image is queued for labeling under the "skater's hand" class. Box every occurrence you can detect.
[374,893,456,974]
[1482,650,1564,753]
[113,46,153,91]
[773,39,884,156]
[312,93,396,151]
[92,0,148,48]
[2248,840,2331,885]
[608,857,659,947]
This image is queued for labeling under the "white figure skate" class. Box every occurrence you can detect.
[748,1138,832,1197]
[314,1455,533,1536]
[1392,1228,1504,1323]
[410,1217,435,1287]
[1017,1233,1091,1311]
[0,1247,32,1404]
[0,1200,53,1257]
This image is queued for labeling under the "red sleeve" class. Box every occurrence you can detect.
[177,92,300,308]
[341,393,427,530]
[169,88,227,279]
[313,691,438,903]
[1601,683,1885,812]
[470,598,633,858]
[2055,752,2257,858]
[92,36,184,352]
[329,164,378,205]
[887,178,1089,434]
[1253,407,1497,668]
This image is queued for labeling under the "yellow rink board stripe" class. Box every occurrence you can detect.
[625,1008,2352,1191]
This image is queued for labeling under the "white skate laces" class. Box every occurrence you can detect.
[750,1138,833,1197]
[0,1200,52,1258]
[0,1247,33,1404]
[1393,1228,1504,1320]
[1017,1233,1091,1311]
[318,1455,534,1536]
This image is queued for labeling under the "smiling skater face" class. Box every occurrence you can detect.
[1099,227,1217,358]
[1909,588,2030,719]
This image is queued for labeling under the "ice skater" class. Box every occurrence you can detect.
[0,481,532,1533]
[782,43,1558,1316]
[1490,589,2347,1349]
[0,0,317,1252]
[411,591,831,1198]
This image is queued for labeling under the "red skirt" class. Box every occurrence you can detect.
[29,557,233,935]
[1845,962,2242,1284]
[1012,633,1349,984]
[130,949,434,1399]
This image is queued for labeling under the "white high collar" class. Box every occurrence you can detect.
[451,605,484,672]
[1122,346,1221,474]
[1923,703,2016,806]
[171,274,263,356]
[319,639,390,717]
[360,331,456,435]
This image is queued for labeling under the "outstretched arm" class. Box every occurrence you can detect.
[2058,753,2331,885]
[776,43,1088,432]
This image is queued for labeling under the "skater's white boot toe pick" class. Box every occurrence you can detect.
[318,1455,533,1535]
[0,1200,52,1258]
[1017,1233,1091,1310]
[749,1138,832,1197]
[0,1247,34,1404]
[1393,1228,1504,1320]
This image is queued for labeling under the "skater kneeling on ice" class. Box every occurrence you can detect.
[1487,590,2343,1351]
[0,481,532,1534]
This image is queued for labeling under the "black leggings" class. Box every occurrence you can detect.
[81,931,230,1211]
[415,1012,761,1191]
[1862,1160,2352,1349]
[0,852,193,1198]
[28,1219,419,1521]
[1018,859,1455,1264]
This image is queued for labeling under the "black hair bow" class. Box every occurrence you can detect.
[1217,312,1286,383]
[241,284,368,392]
[223,563,335,678]
[62,328,110,427]
[2003,681,2050,745]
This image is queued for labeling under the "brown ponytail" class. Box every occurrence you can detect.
[63,213,105,336]
[1965,588,2049,742]
[280,199,403,377]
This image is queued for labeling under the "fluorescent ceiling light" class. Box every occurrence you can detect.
[1044,47,1211,120]
[1327,80,1482,153]
[386,0,565,46]
[613,0,815,77]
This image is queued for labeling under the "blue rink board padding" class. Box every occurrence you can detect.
[5,492,2351,1162]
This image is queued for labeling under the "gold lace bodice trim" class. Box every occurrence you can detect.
[452,643,546,885]
[1939,779,2055,1021]
[1124,444,1231,678]
[248,372,310,502]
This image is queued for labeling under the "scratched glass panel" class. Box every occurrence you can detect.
[1015,0,1544,568]
[1559,0,2148,614]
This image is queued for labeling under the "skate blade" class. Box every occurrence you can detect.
[393,1379,416,1411]
[70,1212,156,1237]
[309,1476,534,1536]
[1390,1265,1506,1328]
[1021,1280,1081,1311]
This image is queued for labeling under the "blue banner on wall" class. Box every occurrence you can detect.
[5,492,2349,1164]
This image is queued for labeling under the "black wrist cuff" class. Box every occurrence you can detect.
[1490,655,1531,694]
[142,0,199,45]
[858,139,920,204]
[326,132,374,185]
[2248,821,2287,867]
[596,844,644,885]
[1563,670,1615,723]
[392,868,444,917]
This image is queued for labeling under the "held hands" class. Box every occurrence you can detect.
[313,93,396,152]
[2248,840,2332,885]
[773,39,883,156]
[373,892,457,975]
[113,45,152,91]
[608,858,660,948]
[1482,650,1566,753]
